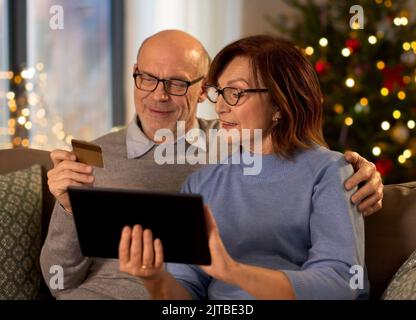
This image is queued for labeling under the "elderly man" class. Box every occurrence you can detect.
[40,30,383,299]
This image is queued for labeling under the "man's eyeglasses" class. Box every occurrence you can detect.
[133,71,204,96]
[205,85,268,106]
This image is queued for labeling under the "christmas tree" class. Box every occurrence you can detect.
[269,0,416,183]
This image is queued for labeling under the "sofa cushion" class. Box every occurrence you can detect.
[365,181,416,299]
[382,249,416,299]
[0,164,43,299]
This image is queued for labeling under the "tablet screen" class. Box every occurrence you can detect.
[68,186,211,265]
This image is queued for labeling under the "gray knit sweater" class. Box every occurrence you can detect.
[40,118,218,299]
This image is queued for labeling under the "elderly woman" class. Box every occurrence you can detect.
[118,35,369,299]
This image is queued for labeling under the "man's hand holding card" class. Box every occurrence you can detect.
[71,139,104,168]
[47,139,103,213]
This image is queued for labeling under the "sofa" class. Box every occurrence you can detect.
[365,181,416,299]
[0,147,415,299]
[0,148,54,299]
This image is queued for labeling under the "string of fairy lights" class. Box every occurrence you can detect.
[301,3,415,168]
[1,63,73,150]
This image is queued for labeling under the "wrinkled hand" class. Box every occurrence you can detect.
[119,225,165,280]
[199,206,239,284]
[344,151,384,216]
[47,149,94,213]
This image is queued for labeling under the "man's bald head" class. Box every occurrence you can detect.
[137,30,210,77]
[133,30,210,142]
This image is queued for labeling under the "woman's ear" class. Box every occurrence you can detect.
[272,109,282,123]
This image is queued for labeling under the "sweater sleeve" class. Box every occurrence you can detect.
[162,172,211,300]
[165,263,211,300]
[40,202,92,298]
[281,158,368,299]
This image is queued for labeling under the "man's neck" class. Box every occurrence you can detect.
[137,116,197,144]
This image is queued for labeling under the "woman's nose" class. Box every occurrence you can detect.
[215,96,231,114]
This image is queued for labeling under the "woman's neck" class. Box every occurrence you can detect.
[248,134,275,155]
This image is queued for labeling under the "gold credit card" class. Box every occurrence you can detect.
[71,139,104,168]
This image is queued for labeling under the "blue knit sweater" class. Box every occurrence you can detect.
[166,145,369,300]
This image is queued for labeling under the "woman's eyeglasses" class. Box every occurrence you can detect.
[205,85,268,106]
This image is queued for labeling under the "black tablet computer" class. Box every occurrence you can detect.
[67,186,211,265]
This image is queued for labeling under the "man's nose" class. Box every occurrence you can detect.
[152,81,169,101]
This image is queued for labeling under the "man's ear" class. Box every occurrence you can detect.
[197,80,208,103]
